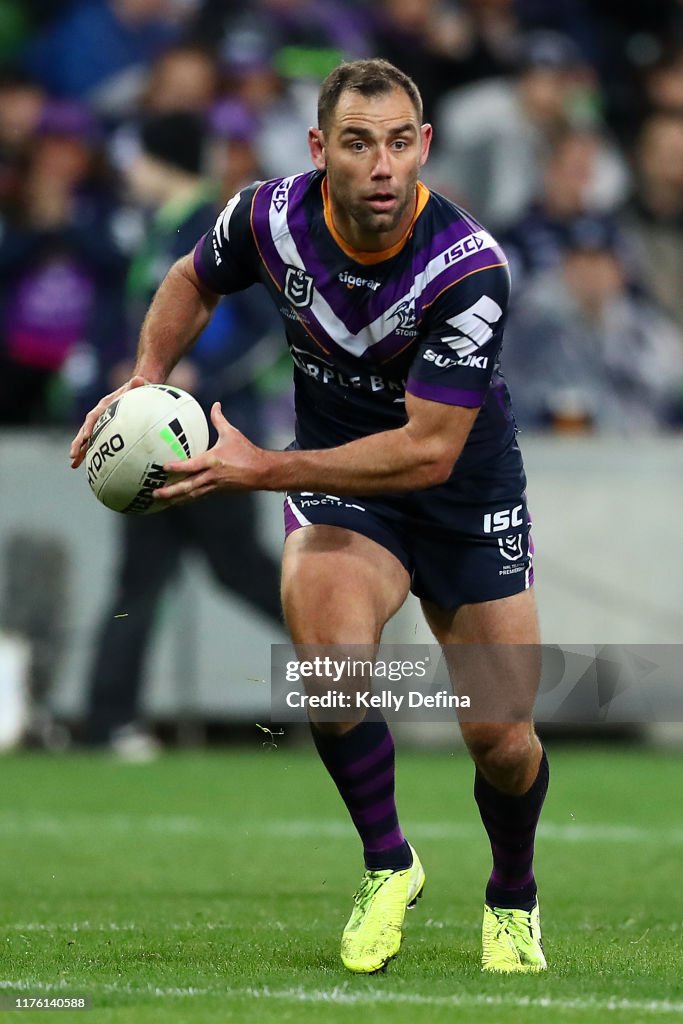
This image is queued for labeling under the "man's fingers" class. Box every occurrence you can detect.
[154,468,213,502]
[162,454,210,475]
[69,377,149,468]
[210,401,234,434]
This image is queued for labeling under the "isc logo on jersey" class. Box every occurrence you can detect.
[443,231,493,266]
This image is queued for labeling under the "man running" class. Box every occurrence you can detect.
[71,58,548,976]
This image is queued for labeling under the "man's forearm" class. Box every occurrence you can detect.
[257,422,459,495]
[245,398,480,496]
[134,258,219,381]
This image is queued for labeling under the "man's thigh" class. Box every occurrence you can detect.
[281,525,411,645]
[422,588,540,646]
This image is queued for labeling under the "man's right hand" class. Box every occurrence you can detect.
[69,375,148,469]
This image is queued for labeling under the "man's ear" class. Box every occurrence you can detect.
[308,127,326,170]
[419,123,433,168]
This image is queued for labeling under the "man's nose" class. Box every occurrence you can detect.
[371,146,392,178]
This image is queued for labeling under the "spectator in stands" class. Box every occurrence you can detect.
[107,41,222,178]
[0,74,45,207]
[223,0,370,76]
[0,101,130,424]
[140,41,221,114]
[432,29,628,230]
[502,218,683,431]
[218,31,314,178]
[83,112,283,758]
[502,127,629,291]
[21,0,190,116]
[371,0,520,123]
[641,46,683,116]
[208,99,264,201]
[618,110,683,335]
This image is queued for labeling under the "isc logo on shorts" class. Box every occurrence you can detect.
[483,504,523,533]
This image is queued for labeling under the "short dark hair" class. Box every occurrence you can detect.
[317,59,423,133]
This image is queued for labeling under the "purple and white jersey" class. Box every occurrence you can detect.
[194,170,519,483]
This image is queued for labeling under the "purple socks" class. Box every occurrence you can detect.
[474,748,549,910]
[311,715,412,871]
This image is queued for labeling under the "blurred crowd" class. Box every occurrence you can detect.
[1,0,683,433]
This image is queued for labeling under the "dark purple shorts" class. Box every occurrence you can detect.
[283,489,534,610]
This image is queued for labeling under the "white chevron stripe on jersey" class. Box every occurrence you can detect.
[216,192,241,243]
[267,180,502,357]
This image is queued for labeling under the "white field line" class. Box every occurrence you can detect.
[0,812,681,845]
[0,979,682,1015]
[0,920,290,933]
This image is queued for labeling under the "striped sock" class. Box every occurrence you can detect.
[311,715,411,871]
[474,748,549,910]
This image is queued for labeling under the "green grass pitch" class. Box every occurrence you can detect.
[0,744,681,1023]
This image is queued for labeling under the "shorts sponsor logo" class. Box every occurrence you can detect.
[441,296,503,356]
[297,492,367,512]
[284,266,314,309]
[338,271,381,291]
[483,505,523,533]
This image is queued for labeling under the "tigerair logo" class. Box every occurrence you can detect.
[338,271,381,291]
[159,417,191,460]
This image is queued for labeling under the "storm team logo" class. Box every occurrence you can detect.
[391,298,415,329]
[284,266,314,308]
[390,298,417,337]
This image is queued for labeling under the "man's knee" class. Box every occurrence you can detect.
[461,722,540,791]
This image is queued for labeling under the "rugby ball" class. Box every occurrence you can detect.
[85,384,209,514]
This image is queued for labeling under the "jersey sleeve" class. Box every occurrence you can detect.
[406,263,511,408]
[192,183,261,294]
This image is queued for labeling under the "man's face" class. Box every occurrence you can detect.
[309,87,431,250]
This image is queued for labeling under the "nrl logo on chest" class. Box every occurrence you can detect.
[284,265,315,309]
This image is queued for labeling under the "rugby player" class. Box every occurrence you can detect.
[71,59,549,975]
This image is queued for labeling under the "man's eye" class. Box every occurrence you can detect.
[393,140,408,151]
[351,141,366,152]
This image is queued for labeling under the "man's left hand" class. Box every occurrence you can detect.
[155,402,268,503]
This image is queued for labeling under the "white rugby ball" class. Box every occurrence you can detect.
[85,384,209,514]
